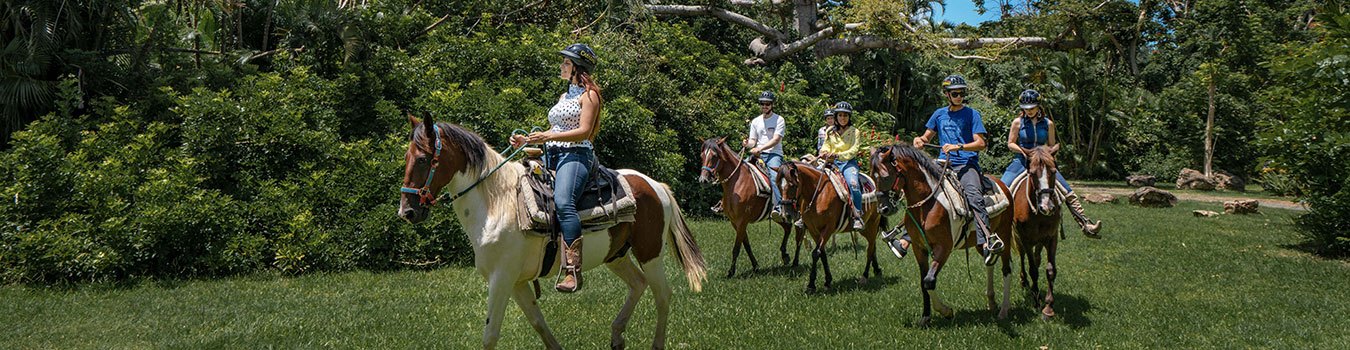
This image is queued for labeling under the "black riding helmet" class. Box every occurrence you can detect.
[758,91,776,103]
[833,101,853,114]
[942,75,968,90]
[1019,89,1041,109]
[558,43,597,71]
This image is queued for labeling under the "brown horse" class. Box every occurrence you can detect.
[397,114,706,349]
[1011,146,1064,320]
[869,145,1013,326]
[699,138,804,276]
[775,161,885,292]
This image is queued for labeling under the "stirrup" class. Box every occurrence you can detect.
[883,227,910,259]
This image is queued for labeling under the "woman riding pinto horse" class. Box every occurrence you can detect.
[1001,89,1102,238]
[400,44,707,349]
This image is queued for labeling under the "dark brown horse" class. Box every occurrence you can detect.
[1011,146,1064,320]
[775,161,885,292]
[397,114,706,349]
[699,138,804,277]
[869,145,1013,326]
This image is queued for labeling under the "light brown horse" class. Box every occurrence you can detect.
[397,114,706,349]
[1011,146,1064,320]
[775,161,885,292]
[699,137,804,276]
[869,145,1013,326]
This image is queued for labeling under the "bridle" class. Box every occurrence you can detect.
[401,124,444,206]
[700,144,745,185]
[777,162,826,213]
[1027,155,1060,215]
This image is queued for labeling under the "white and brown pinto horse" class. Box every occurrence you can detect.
[869,145,1013,326]
[699,137,804,276]
[1011,146,1064,320]
[398,115,706,349]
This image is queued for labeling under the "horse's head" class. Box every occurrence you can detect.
[1026,146,1060,214]
[870,146,902,195]
[775,161,809,207]
[397,112,487,224]
[698,137,731,184]
[870,145,939,197]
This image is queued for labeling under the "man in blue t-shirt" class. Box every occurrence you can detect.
[910,74,1006,265]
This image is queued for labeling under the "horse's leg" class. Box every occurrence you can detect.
[513,282,562,349]
[927,248,953,319]
[605,257,648,349]
[916,251,933,327]
[985,263,997,312]
[792,226,805,266]
[863,215,882,282]
[728,221,747,278]
[778,222,793,266]
[1029,245,1043,308]
[1017,225,1030,288]
[806,235,825,293]
[1043,239,1059,320]
[482,275,514,349]
[641,257,674,350]
[999,246,1014,320]
[742,229,761,271]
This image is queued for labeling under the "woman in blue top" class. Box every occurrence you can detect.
[510,43,603,293]
[1001,89,1102,237]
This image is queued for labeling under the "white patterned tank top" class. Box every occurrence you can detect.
[546,84,593,148]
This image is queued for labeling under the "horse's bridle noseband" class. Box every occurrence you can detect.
[401,124,443,206]
[700,146,744,185]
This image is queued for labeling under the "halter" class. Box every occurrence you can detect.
[778,162,827,213]
[1026,158,1060,216]
[401,124,444,206]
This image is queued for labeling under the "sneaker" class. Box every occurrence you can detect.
[710,201,723,214]
[793,218,805,228]
[769,207,784,222]
[851,217,864,231]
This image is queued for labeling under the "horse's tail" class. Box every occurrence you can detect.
[621,170,707,292]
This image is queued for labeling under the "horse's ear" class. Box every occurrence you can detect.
[406,111,421,127]
[422,111,437,140]
[718,136,728,144]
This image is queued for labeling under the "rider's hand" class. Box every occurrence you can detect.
[912,137,926,149]
[526,132,551,143]
[941,144,961,154]
[750,147,762,154]
[509,134,527,148]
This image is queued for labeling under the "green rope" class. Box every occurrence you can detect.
[436,128,536,205]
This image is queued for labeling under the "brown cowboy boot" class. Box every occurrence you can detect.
[1064,193,1102,238]
[555,238,583,292]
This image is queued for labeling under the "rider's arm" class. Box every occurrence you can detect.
[913,129,936,148]
[1007,118,1026,155]
[1046,119,1060,154]
[964,133,988,152]
[544,90,600,142]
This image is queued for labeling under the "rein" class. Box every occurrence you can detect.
[400,127,535,207]
[701,146,747,185]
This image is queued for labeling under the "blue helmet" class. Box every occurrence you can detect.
[1019,89,1041,109]
[558,43,597,71]
[942,75,968,90]
[833,101,853,114]
[757,91,776,103]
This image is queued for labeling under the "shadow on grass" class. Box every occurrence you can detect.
[728,263,809,279]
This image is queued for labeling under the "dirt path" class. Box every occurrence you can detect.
[1072,184,1307,211]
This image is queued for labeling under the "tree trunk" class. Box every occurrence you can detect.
[1204,75,1216,177]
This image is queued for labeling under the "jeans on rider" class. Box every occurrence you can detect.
[956,163,993,246]
[760,152,784,210]
[1000,156,1072,192]
[548,148,594,245]
[834,159,864,212]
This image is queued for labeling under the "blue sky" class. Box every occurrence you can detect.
[931,0,1002,26]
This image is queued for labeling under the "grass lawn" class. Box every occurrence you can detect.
[3,201,1347,348]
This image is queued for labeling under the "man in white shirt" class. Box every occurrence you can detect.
[745,91,788,219]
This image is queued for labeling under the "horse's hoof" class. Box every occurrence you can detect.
[921,277,937,290]
[781,255,791,266]
[917,317,931,328]
[725,270,736,279]
[857,277,868,285]
[805,285,816,294]
[998,309,1010,320]
[610,340,625,350]
[1042,306,1056,320]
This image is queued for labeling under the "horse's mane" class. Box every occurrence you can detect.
[701,138,738,159]
[412,121,487,171]
[886,145,946,177]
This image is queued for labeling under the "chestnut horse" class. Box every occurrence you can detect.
[775,161,885,292]
[1011,146,1064,320]
[699,137,804,276]
[397,114,706,349]
[869,145,1013,326]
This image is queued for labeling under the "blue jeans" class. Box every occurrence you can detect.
[759,153,784,209]
[547,148,594,245]
[834,159,863,212]
[1001,157,1072,192]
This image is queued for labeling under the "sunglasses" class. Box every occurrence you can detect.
[760,103,773,107]
[948,91,966,98]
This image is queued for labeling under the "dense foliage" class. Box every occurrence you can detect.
[1,0,1345,283]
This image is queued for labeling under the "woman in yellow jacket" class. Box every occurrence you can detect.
[819,101,865,231]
